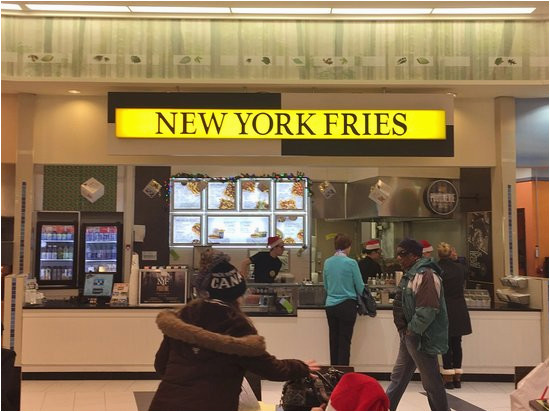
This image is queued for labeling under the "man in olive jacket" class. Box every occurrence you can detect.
[386,239,449,411]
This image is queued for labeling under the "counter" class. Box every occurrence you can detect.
[21,305,542,375]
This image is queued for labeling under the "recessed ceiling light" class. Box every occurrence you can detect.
[68,90,81,94]
[231,8,331,15]
[25,4,130,12]
[432,8,536,15]
[1,3,22,10]
[332,8,433,15]
[129,6,230,14]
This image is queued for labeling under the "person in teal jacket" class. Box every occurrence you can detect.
[386,238,449,411]
[323,233,365,366]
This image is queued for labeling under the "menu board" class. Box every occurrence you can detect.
[241,179,271,210]
[275,215,304,245]
[172,216,201,244]
[208,182,236,210]
[207,216,269,244]
[173,180,202,209]
[275,181,305,210]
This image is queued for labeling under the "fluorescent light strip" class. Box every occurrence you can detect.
[231,8,331,15]
[1,3,22,10]
[332,8,432,15]
[24,4,130,12]
[129,6,230,14]
[432,8,536,14]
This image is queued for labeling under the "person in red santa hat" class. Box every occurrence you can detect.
[420,240,434,258]
[358,239,383,283]
[240,236,285,283]
[312,372,389,411]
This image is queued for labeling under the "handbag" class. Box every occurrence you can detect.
[280,368,345,411]
[357,286,377,317]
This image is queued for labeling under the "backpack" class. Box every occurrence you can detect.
[281,368,345,411]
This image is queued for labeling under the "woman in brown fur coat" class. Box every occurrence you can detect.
[149,253,317,411]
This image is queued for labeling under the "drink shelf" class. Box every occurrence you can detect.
[85,259,117,262]
[41,259,74,262]
[86,240,117,243]
[43,239,75,242]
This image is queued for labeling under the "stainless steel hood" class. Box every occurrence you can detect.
[312,177,459,220]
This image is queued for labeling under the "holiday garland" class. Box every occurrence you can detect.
[161,172,312,203]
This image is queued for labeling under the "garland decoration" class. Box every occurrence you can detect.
[161,172,312,204]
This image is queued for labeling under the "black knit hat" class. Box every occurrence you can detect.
[397,238,423,257]
[195,252,246,302]
[206,260,246,301]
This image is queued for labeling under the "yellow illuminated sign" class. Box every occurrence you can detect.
[115,108,446,140]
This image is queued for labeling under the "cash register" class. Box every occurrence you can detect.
[82,273,114,305]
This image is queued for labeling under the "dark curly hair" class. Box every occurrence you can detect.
[193,251,233,292]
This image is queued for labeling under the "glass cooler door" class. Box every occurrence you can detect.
[35,222,77,288]
[82,224,122,277]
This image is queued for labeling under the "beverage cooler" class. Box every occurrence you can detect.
[35,217,78,288]
[80,223,123,286]
[33,211,123,289]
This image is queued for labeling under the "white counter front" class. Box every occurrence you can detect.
[21,308,542,374]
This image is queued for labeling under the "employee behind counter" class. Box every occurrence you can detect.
[240,236,285,283]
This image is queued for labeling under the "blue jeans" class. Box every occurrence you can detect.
[386,332,449,411]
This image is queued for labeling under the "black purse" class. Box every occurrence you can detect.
[357,286,377,317]
[281,368,345,411]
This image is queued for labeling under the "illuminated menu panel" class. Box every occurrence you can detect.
[170,178,308,247]
[207,182,236,210]
[173,180,202,209]
[207,216,269,244]
[275,181,305,210]
[241,179,271,210]
[275,215,304,245]
[172,216,201,244]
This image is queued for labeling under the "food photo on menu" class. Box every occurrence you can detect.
[172,216,201,244]
[172,180,202,209]
[207,216,269,244]
[208,182,236,210]
[241,179,271,210]
[276,180,305,210]
[275,215,304,245]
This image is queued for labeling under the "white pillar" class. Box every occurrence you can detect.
[13,94,36,275]
[492,97,518,285]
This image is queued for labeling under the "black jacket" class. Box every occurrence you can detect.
[149,299,309,411]
[438,258,472,337]
[358,256,381,283]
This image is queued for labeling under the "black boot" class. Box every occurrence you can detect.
[454,369,463,388]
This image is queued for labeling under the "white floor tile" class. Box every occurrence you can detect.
[127,380,160,392]
[41,391,75,411]
[105,391,138,411]
[21,380,56,392]
[74,391,106,411]
[20,391,45,411]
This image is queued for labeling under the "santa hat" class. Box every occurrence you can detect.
[326,373,389,411]
[364,239,381,251]
[420,240,433,253]
[267,236,284,249]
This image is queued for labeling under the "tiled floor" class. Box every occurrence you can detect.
[21,379,515,411]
